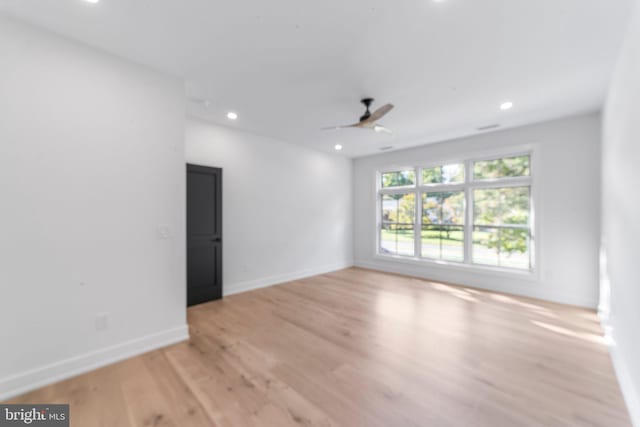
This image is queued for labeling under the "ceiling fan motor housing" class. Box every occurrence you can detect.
[360,98,374,122]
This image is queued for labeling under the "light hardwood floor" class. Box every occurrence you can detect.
[7,268,631,426]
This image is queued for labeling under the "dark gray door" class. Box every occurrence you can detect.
[187,164,222,306]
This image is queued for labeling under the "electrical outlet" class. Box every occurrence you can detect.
[157,225,171,239]
[95,313,109,332]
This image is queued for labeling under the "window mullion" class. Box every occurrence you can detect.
[469,176,531,189]
[379,187,418,196]
[415,190,421,258]
[419,183,466,192]
[464,160,473,264]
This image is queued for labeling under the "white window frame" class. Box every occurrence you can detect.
[375,148,537,278]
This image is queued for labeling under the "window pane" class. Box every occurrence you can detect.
[381,170,416,188]
[380,224,397,255]
[473,226,531,269]
[380,224,415,256]
[473,186,531,269]
[396,224,415,256]
[422,225,464,262]
[382,193,415,223]
[422,163,465,184]
[473,187,529,226]
[422,192,465,225]
[473,155,530,180]
[421,192,465,262]
[380,193,415,256]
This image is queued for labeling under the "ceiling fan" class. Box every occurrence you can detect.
[322,98,394,134]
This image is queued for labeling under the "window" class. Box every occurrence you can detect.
[377,153,533,271]
[472,187,531,269]
[381,170,415,188]
[422,191,465,262]
[422,163,465,184]
[380,193,415,256]
[473,155,530,180]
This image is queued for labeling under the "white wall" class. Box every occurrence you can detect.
[354,113,601,308]
[601,0,640,424]
[0,17,187,399]
[185,118,353,295]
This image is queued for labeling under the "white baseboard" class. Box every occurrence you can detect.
[0,325,189,401]
[223,261,354,297]
[354,260,596,308]
[600,318,640,427]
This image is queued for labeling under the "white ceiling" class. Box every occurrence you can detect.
[1,0,634,157]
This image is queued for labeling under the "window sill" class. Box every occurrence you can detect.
[373,253,537,281]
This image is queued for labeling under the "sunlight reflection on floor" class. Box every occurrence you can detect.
[530,320,606,345]
[430,283,480,302]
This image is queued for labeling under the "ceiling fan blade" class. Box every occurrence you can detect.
[373,124,393,134]
[321,123,360,131]
[364,103,394,123]
[322,102,394,131]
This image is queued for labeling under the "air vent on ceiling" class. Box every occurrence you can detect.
[188,97,211,108]
[379,146,394,151]
[477,124,500,131]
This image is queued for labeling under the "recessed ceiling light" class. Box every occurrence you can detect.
[334,144,343,151]
[84,0,100,3]
[226,112,238,120]
[500,101,514,110]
